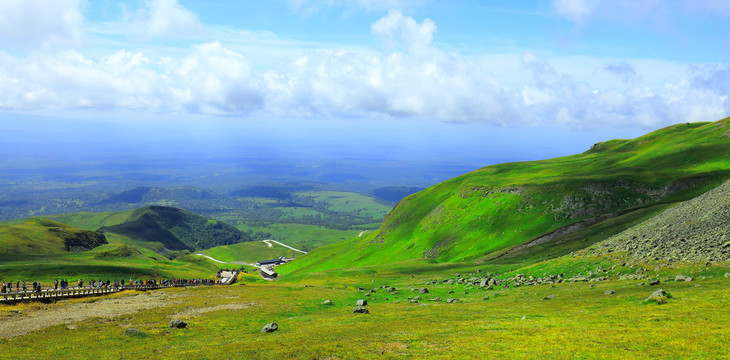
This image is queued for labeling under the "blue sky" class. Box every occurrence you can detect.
[1,0,729,178]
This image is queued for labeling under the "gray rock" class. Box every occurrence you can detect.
[353,306,370,314]
[413,295,422,300]
[125,327,143,335]
[645,289,670,304]
[447,290,455,294]
[356,299,367,306]
[261,322,278,332]
[674,275,689,282]
[409,299,419,304]
[649,279,660,286]
[482,296,490,300]
[430,297,441,302]
[419,287,429,294]
[542,295,554,300]
[724,273,730,278]
[446,298,459,303]
[169,319,187,329]
[605,290,616,295]
[322,299,334,305]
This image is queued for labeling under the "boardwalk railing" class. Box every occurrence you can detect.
[0,282,215,304]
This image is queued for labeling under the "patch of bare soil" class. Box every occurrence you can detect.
[170,302,258,319]
[0,290,181,339]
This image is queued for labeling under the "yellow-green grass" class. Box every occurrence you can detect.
[1,269,727,359]
[0,219,76,254]
[199,241,297,264]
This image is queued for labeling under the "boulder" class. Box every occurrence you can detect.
[169,319,187,329]
[605,290,616,295]
[356,299,368,306]
[409,299,419,304]
[542,295,554,300]
[419,288,429,294]
[430,297,441,302]
[649,279,660,286]
[645,289,671,304]
[414,295,422,300]
[446,298,459,304]
[353,306,370,314]
[261,322,278,333]
[322,299,334,305]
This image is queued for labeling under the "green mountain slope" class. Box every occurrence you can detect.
[0,218,107,254]
[99,206,252,252]
[283,118,730,274]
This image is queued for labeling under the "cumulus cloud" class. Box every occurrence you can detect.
[0,8,727,129]
[122,0,205,40]
[552,0,667,25]
[0,0,85,50]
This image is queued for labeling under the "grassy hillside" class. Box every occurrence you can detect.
[0,218,107,255]
[283,118,730,274]
[199,240,302,264]
[99,206,252,252]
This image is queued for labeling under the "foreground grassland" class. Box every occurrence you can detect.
[0,265,728,359]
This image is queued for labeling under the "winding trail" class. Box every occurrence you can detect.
[193,254,259,267]
[262,239,307,254]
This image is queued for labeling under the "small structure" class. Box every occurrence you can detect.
[256,256,291,266]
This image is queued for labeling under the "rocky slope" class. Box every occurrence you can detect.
[584,179,730,264]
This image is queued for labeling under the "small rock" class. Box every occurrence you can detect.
[447,290,455,294]
[414,295,422,300]
[261,323,278,333]
[649,279,660,286]
[419,287,429,294]
[430,297,441,302]
[409,299,419,304]
[353,306,369,314]
[446,298,459,303]
[322,299,334,305]
[125,328,142,336]
[542,295,554,300]
[605,290,616,295]
[169,319,187,329]
[356,299,367,306]
[724,273,730,278]
[482,296,490,300]
[674,275,688,282]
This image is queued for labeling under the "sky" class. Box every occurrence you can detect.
[1,0,729,185]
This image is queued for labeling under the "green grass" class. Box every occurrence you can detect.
[234,223,367,252]
[296,190,392,219]
[199,241,299,264]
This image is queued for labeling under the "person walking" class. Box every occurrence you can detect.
[22,281,27,292]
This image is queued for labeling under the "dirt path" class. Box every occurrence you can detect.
[0,290,180,339]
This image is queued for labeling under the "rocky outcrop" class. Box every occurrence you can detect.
[584,180,730,265]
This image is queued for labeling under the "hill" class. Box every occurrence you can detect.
[0,218,107,254]
[99,206,252,252]
[283,118,730,274]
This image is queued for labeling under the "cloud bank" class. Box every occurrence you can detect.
[0,1,727,130]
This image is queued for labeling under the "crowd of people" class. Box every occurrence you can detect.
[1,277,217,294]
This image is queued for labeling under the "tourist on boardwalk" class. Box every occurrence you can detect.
[1,282,6,293]
[22,281,27,292]
[54,279,58,290]
[7,281,12,292]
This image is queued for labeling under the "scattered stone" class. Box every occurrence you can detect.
[645,289,671,305]
[605,290,616,295]
[261,323,278,332]
[169,319,187,329]
[637,282,645,286]
[353,306,370,314]
[482,296,490,300]
[364,293,371,297]
[446,298,459,304]
[356,299,368,306]
[649,279,660,286]
[419,288,429,294]
[724,273,730,278]
[357,287,364,291]
[430,297,441,302]
[414,295,422,300]
[125,327,143,336]
[675,275,689,282]
[409,299,419,304]
[520,315,526,320]
[447,290,455,294]
[542,295,554,300]
[322,300,334,305]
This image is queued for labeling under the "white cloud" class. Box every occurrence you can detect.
[552,0,594,24]
[0,9,727,130]
[0,0,85,50]
[289,0,431,14]
[122,0,205,40]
